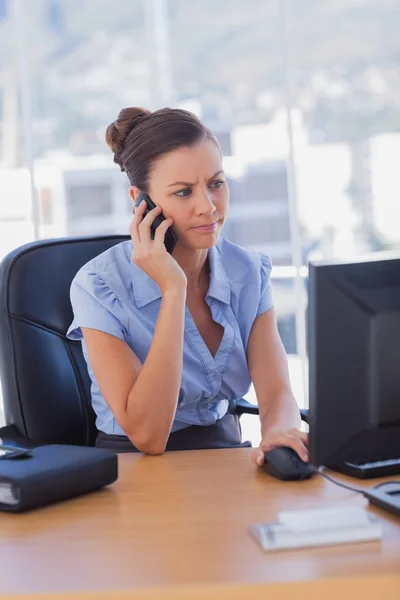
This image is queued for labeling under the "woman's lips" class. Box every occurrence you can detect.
[191,221,218,231]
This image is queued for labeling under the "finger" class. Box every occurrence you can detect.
[153,218,174,246]
[133,199,147,224]
[129,214,140,245]
[286,435,309,462]
[136,206,161,251]
[300,432,308,446]
[139,205,162,233]
[288,428,309,446]
[251,449,265,467]
[130,199,147,243]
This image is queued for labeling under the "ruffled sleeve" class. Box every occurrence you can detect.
[255,254,273,317]
[66,268,127,342]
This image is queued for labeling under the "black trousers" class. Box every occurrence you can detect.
[95,412,252,453]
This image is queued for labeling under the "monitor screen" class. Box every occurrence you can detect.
[308,253,400,468]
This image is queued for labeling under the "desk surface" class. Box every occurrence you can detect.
[0,448,399,600]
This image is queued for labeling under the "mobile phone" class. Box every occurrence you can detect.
[0,445,32,460]
[134,191,178,255]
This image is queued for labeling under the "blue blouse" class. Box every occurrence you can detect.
[66,237,273,435]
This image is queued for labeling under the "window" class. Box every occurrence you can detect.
[66,184,113,221]
[1,0,399,444]
[39,187,54,225]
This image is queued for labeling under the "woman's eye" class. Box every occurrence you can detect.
[175,188,192,197]
[210,179,225,189]
[174,180,225,196]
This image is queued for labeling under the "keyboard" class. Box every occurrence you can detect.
[341,457,400,479]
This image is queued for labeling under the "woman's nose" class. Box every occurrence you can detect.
[195,189,216,215]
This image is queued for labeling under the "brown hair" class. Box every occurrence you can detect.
[105,107,219,191]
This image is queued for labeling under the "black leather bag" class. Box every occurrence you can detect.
[0,444,118,512]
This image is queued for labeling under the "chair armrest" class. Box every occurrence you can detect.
[234,399,309,425]
[0,425,37,449]
[234,398,260,416]
[300,408,309,424]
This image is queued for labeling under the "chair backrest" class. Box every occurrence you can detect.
[0,235,129,446]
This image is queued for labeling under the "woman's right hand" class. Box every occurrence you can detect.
[130,200,187,295]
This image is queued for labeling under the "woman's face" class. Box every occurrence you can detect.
[131,140,229,250]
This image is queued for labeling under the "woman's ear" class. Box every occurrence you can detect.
[129,186,141,203]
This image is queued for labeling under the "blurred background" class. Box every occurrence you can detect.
[0,0,399,442]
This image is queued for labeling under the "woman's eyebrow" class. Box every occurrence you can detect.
[168,179,196,188]
[167,170,224,188]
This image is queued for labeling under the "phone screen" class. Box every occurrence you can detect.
[134,191,178,254]
[0,446,31,459]
[0,448,12,457]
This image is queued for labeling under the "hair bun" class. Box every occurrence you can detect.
[105,107,151,170]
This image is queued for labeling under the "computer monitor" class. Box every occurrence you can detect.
[308,253,400,475]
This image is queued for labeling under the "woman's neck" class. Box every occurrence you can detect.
[172,246,209,294]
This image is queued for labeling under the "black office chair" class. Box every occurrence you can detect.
[0,236,308,448]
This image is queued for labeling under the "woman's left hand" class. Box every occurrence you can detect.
[251,427,308,466]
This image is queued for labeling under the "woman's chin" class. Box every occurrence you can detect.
[189,235,220,250]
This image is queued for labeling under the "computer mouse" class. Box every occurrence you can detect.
[263,446,315,481]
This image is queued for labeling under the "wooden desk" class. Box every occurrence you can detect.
[0,448,399,600]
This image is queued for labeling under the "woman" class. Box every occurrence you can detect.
[67,107,308,465]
